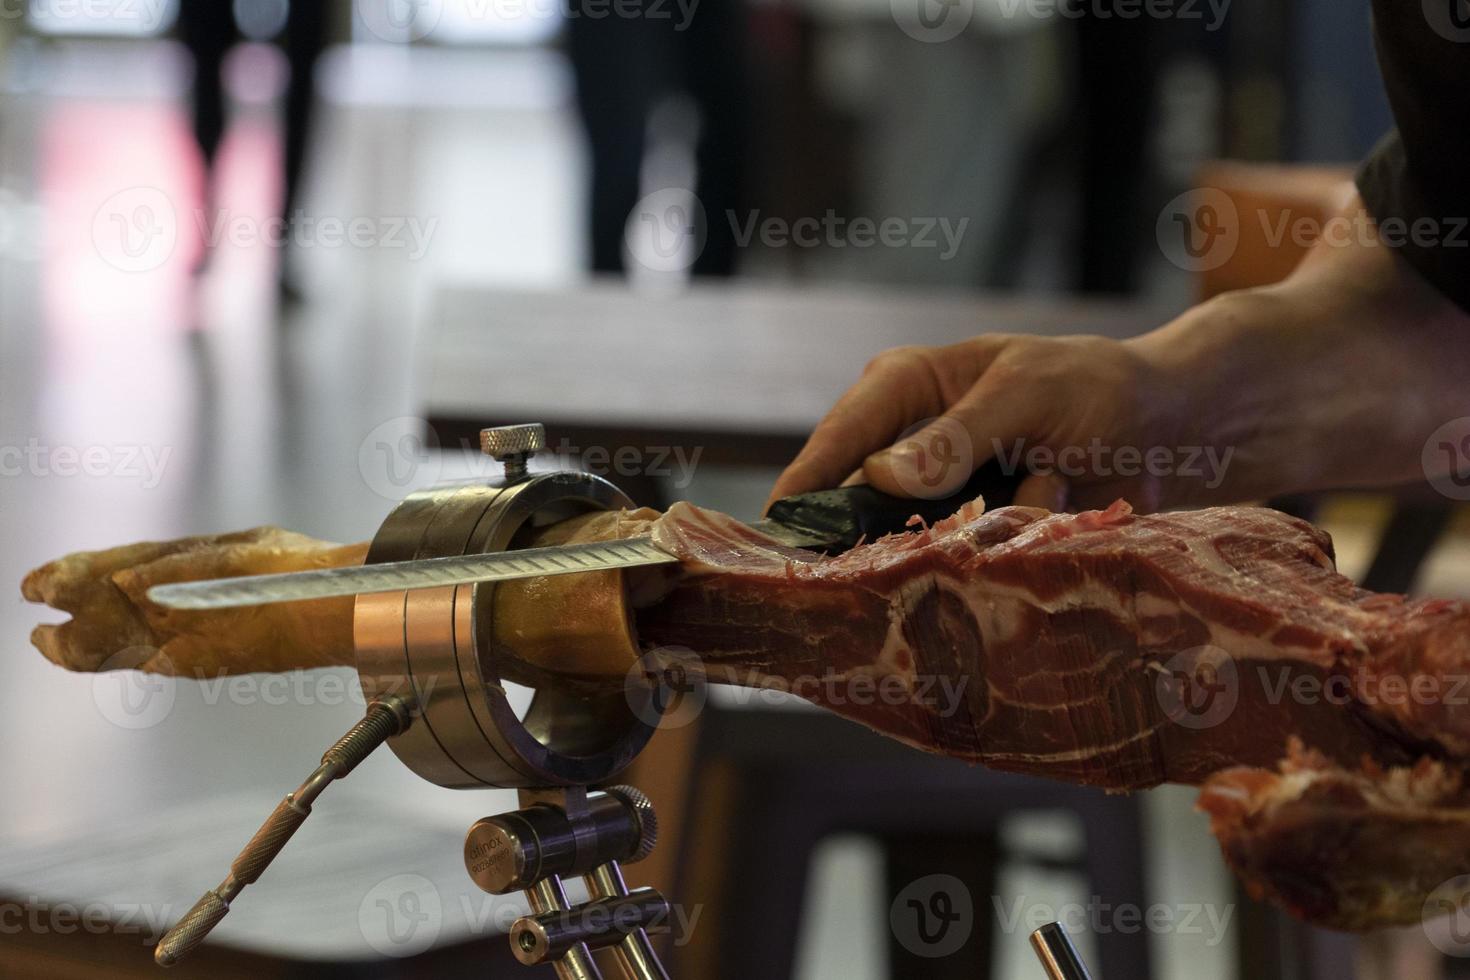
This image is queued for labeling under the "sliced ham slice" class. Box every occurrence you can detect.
[1200,741,1470,929]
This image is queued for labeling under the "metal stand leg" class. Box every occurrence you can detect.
[465,785,672,980]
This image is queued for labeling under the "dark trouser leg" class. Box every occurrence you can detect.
[1073,14,1157,294]
[281,0,328,224]
[565,9,667,273]
[678,0,749,277]
[176,4,235,170]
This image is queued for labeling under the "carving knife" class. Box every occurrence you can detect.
[148,462,1022,611]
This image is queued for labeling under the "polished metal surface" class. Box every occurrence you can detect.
[582,863,671,980]
[464,786,656,895]
[354,470,662,789]
[510,888,670,964]
[146,514,828,611]
[1030,922,1094,980]
[474,786,669,980]
[153,698,412,966]
[147,536,679,610]
[480,423,547,460]
[525,876,604,980]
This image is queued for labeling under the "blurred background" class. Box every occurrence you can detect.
[0,1,1464,978]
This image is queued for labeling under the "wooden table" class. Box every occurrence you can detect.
[423,280,1157,482]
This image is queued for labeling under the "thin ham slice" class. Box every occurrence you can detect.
[1200,741,1470,929]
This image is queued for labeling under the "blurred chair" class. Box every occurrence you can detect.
[645,705,1151,980]
[621,693,1152,980]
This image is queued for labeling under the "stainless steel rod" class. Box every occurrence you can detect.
[584,863,670,980]
[1030,922,1094,980]
[528,877,604,980]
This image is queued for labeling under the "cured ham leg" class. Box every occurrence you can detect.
[20,511,658,679]
[636,500,1467,788]
[22,528,367,676]
[21,499,1470,930]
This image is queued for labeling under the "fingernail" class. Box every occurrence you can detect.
[873,444,919,474]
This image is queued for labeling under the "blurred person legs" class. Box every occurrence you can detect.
[1073,14,1159,294]
[282,0,327,222]
[177,2,327,298]
[566,0,749,276]
[678,0,748,276]
[176,4,235,193]
[566,9,662,273]
[279,0,328,299]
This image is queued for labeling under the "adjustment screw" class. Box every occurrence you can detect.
[480,423,545,479]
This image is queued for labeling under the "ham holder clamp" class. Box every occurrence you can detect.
[150,423,1092,979]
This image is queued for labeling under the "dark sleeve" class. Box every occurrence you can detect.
[1356,1,1470,312]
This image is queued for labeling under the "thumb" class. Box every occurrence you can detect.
[1014,472,1069,511]
[861,416,981,499]
[861,389,1039,499]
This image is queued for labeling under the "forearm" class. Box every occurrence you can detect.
[1130,193,1470,499]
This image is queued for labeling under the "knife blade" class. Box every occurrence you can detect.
[147,461,1022,611]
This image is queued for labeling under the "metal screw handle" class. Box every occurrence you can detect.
[480,423,546,479]
[154,697,413,966]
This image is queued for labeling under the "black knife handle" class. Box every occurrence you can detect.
[765,459,1025,555]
